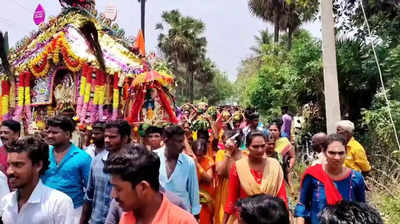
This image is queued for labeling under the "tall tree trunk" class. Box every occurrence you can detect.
[273,13,280,43]
[288,27,293,50]
[140,0,146,40]
[287,2,295,50]
[189,71,194,103]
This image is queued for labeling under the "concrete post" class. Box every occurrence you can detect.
[321,0,341,134]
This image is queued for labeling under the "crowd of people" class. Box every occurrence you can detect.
[0,105,384,224]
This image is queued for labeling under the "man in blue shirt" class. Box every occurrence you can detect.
[79,120,131,224]
[155,125,201,218]
[42,115,92,224]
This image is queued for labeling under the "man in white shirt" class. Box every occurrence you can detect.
[0,171,8,200]
[311,132,327,166]
[0,136,74,224]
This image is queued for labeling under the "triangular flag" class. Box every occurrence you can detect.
[135,29,146,57]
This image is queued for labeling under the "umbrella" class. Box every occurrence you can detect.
[132,70,174,87]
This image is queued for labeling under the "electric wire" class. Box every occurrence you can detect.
[359,0,400,152]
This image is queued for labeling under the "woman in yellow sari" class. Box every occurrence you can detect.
[214,129,244,224]
[269,120,296,193]
[223,131,288,224]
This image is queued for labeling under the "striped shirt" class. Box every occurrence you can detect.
[84,150,112,224]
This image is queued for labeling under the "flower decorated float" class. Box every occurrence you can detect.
[0,0,177,135]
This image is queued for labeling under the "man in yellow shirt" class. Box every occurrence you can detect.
[336,120,371,175]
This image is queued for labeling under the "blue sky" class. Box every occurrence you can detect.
[0,0,321,81]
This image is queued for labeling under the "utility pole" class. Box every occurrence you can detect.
[140,0,146,40]
[321,0,341,134]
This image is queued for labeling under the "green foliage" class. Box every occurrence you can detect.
[250,29,273,55]
[334,0,400,47]
[335,39,382,121]
[289,31,323,106]
[248,44,296,119]
[378,196,400,223]
[196,71,234,105]
[361,89,400,156]
[236,30,322,121]
[370,189,400,223]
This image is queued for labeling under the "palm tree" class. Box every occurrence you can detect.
[248,0,319,49]
[248,0,287,43]
[156,10,208,102]
[250,29,273,55]
[280,0,319,50]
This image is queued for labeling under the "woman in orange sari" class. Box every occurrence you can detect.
[214,129,244,224]
[193,139,215,224]
[223,131,288,224]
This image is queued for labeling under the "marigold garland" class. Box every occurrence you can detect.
[112,72,119,120]
[1,80,10,117]
[27,33,83,78]
[17,72,25,107]
[79,66,93,120]
[29,51,50,78]
[84,67,92,104]
[93,69,100,106]
[24,72,31,106]
[24,72,32,120]
[80,63,88,97]
[52,38,60,64]
[76,63,88,117]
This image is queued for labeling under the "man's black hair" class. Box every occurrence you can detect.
[145,126,163,137]
[104,143,160,191]
[47,115,76,134]
[281,106,289,113]
[8,136,50,175]
[1,119,21,134]
[319,201,383,224]
[92,121,105,131]
[236,194,289,224]
[105,120,131,137]
[197,129,209,141]
[163,125,185,139]
[244,107,259,121]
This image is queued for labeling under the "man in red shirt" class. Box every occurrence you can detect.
[103,144,197,224]
[0,120,20,174]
